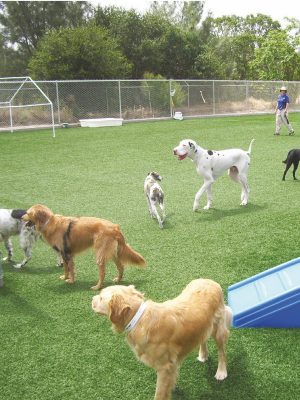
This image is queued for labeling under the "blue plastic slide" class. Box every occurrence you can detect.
[228,257,300,328]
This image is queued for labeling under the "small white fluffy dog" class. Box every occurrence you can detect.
[173,139,255,211]
[92,279,232,400]
[0,209,39,268]
[144,172,165,228]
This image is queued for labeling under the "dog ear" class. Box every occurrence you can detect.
[128,285,145,299]
[109,294,131,332]
[35,209,49,224]
[32,205,52,225]
[11,209,27,220]
[188,141,195,149]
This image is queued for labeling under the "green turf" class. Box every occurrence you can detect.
[1,114,300,400]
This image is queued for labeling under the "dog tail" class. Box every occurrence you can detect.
[283,150,293,164]
[247,138,255,155]
[119,243,146,267]
[116,229,146,267]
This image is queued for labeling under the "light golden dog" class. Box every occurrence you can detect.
[92,279,232,400]
[22,204,146,290]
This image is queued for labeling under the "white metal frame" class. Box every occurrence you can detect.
[0,76,56,137]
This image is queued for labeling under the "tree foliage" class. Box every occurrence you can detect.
[149,0,204,29]
[28,26,132,79]
[0,1,91,54]
[0,1,300,81]
[249,30,300,80]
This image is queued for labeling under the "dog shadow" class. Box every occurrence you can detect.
[0,285,52,321]
[19,263,60,276]
[48,277,148,294]
[145,212,175,230]
[282,178,300,183]
[201,350,257,400]
[48,280,96,294]
[161,212,176,229]
[194,203,267,222]
[173,349,256,400]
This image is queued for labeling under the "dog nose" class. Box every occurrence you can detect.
[173,149,177,155]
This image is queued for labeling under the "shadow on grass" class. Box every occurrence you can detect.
[21,264,60,275]
[0,286,52,320]
[173,349,256,400]
[47,277,148,295]
[194,202,267,222]
[144,212,176,230]
[282,178,300,183]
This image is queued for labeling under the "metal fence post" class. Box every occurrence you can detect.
[56,81,61,125]
[213,80,215,115]
[118,80,122,119]
[9,101,13,132]
[169,80,173,117]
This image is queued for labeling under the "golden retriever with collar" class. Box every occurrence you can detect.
[22,204,146,290]
[92,279,232,400]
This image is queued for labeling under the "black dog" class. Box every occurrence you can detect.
[282,149,300,180]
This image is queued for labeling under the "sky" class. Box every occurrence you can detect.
[92,0,299,26]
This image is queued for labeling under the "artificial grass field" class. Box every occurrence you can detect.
[1,114,300,400]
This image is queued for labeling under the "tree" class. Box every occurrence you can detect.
[158,26,203,78]
[181,1,204,30]
[94,6,172,78]
[209,13,281,43]
[196,14,283,80]
[193,44,226,79]
[149,1,204,30]
[28,26,132,79]
[95,7,148,78]
[249,30,300,80]
[0,1,92,56]
[0,30,28,76]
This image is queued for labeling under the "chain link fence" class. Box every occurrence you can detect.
[1,79,300,131]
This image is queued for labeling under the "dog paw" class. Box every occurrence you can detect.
[65,279,75,284]
[197,354,208,363]
[215,369,227,380]
[203,205,211,210]
[91,285,102,291]
[113,277,121,283]
[240,201,247,206]
[14,263,23,269]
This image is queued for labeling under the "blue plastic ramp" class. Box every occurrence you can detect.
[228,257,300,328]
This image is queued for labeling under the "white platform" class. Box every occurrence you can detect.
[79,118,123,127]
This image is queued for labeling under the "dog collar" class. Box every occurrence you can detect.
[125,302,147,333]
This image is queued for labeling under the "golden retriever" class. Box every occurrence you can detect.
[92,279,232,400]
[22,204,146,290]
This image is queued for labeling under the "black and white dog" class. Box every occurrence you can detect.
[0,209,40,268]
[173,139,254,211]
[144,172,166,229]
[282,149,300,181]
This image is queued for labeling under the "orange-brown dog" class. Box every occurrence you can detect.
[22,204,146,290]
[92,279,232,400]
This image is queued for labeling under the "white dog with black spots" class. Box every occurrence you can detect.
[144,172,166,229]
[173,139,255,211]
